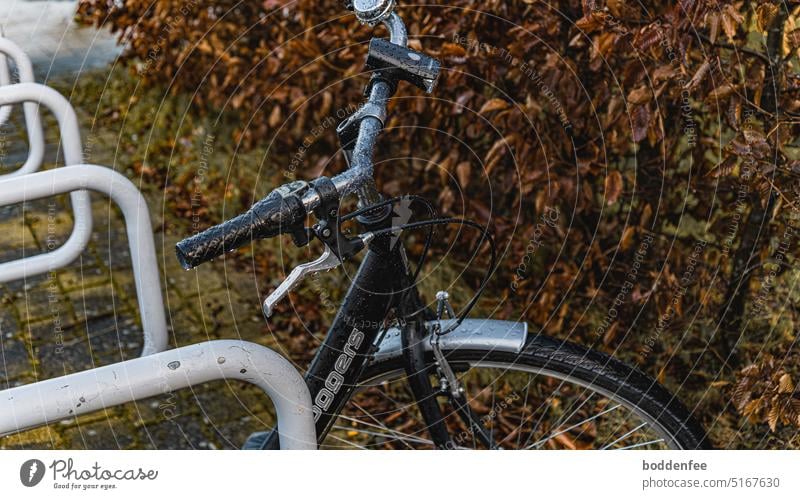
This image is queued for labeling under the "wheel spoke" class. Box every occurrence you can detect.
[325,359,686,450]
[336,413,433,445]
[527,403,622,449]
[520,395,555,448]
[349,402,423,450]
[325,432,369,449]
[513,377,533,449]
[331,424,432,446]
[600,422,648,450]
[522,391,594,449]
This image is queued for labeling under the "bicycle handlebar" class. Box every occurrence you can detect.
[175,7,414,270]
[175,190,306,270]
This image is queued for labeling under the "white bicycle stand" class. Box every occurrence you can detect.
[0,83,93,290]
[0,340,316,450]
[0,37,46,177]
[0,163,169,355]
[0,85,317,448]
[0,59,160,355]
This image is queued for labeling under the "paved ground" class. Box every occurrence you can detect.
[0,115,283,450]
[0,1,121,80]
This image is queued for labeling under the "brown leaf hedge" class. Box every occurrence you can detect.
[77,0,800,433]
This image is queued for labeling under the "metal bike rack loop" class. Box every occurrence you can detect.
[0,51,11,124]
[0,43,316,450]
[0,30,15,125]
[0,164,169,355]
[0,83,94,284]
[0,38,46,177]
[0,340,317,449]
[0,167,316,447]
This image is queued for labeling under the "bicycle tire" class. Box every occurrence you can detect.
[333,332,710,450]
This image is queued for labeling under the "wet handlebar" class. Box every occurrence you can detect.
[175,5,430,271]
[175,188,307,270]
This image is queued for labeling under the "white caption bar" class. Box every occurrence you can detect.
[0,450,797,497]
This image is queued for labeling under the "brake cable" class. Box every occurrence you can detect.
[340,194,496,335]
[364,215,497,336]
[368,212,500,450]
[341,195,436,285]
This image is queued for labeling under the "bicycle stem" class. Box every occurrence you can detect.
[300,11,407,211]
[335,79,393,207]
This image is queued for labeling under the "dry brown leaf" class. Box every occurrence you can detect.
[603,321,620,346]
[456,161,471,189]
[605,170,624,206]
[479,98,511,114]
[268,105,282,128]
[632,104,650,143]
[706,11,721,44]
[756,3,779,32]
[706,83,736,102]
[620,226,636,251]
[627,86,651,105]
[787,28,800,52]
[768,404,780,432]
[687,59,713,90]
[721,4,744,41]
[778,373,795,394]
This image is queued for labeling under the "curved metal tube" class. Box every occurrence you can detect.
[383,11,408,47]
[0,38,46,178]
[0,340,317,449]
[0,164,169,355]
[293,11,407,209]
[329,80,393,202]
[0,83,93,284]
[296,12,407,209]
[0,52,11,124]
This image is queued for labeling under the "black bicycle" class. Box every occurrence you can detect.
[175,1,709,450]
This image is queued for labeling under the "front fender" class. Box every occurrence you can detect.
[373,319,528,363]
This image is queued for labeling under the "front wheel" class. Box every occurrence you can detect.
[322,333,710,449]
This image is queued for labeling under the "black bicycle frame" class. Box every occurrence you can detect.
[260,213,421,448]
[305,234,407,439]
[256,12,453,449]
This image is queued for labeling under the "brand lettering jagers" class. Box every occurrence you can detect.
[312,328,364,422]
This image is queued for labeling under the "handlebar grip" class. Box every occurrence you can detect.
[175,192,306,270]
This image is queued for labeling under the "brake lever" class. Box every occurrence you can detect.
[262,176,377,320]
[262,233,374,319]
[262,246,342,319]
